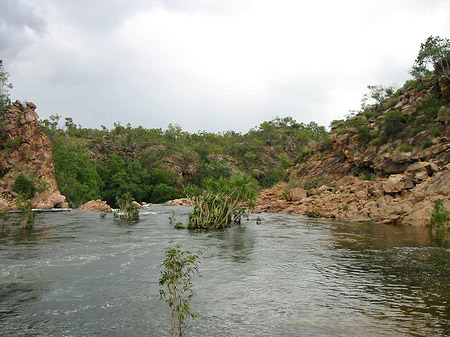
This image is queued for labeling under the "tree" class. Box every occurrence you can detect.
[0,60,13,114]
[411,35,450,80]
[361,85,397,110]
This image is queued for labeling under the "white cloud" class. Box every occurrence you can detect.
[5,0,450,132]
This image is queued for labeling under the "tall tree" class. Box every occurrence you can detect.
[0,60,13,114]
[411,35,450,80]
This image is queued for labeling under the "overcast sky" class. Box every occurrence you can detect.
[1,0,449,133]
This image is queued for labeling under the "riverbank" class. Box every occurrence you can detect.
[255,162,449,225]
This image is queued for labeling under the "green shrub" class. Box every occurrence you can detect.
[304,177,328,190]
[114,192,139,222]
[397,144,413,152]
[422,141,433,149]
[259,169,286,188]
[384,99,398,110]
[431,128,441,137]
[363,109,382,119]
[362,173,377,181]
[296,147,312,164]
[159,242,201,337]
[13,174,36,199]
[3,137,21,152]
[330,119,345,128]
[344,118,365,128]
[174,222,185,229]
[411,125,425,137]
[429,200,450,247]
[383,110,404,138]
[404,79,426,92]
[420,95,445,121]
[357,126,373,144]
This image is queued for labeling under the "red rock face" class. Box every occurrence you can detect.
[0,100,68,210]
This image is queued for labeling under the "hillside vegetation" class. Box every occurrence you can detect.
[40,116,327,207]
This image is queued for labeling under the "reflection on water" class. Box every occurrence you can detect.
[0,207,449,336]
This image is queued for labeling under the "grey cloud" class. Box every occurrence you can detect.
[0,0,46,59]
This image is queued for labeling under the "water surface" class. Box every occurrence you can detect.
[1,206,449,336]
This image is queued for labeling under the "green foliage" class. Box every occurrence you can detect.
[411,35,450,80]
[357,125,373,144]
[429,200,450,247]
[174,222,185,229]
[420,94,445,121]
[363,109,383,119]
[15,194,36,229]
[296,147,311,164]
[52,140,103,207]
[0,60,13,115]
[397,144,413,153]
[343,118,365,128]
[330,119,345,128]
[98,154,149,207]
[259,169,286,188]
[147,168,182,203]
[431,128,441,137]
[188,175,257,230]
[383,110,404,138]
[114,192,139,222]
[304,177,327,190]
[361,84,397,110]
[159,242,201,337]
[403,79,426,92]
[42,114,329,207]
[13,174,36,199]
[422,141,433,149]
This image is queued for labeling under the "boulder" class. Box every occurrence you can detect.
[382,174,415,194]
[404,161,432,182]
[165,198,193,207]
[286,187,307,201]
[78,200,112,213]
[34,191,69,209]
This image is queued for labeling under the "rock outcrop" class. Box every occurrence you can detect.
[256,75,450,226]
[0,100,68,210]
[256,167,450,225]
[165,198,193,207]
[78,199,112,212]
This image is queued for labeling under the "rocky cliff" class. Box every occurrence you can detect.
[256,75,450,225]
[0,100,68,210]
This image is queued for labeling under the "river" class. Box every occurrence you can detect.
[1,206,449,336]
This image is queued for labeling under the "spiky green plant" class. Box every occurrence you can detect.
[187,175,257,230]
